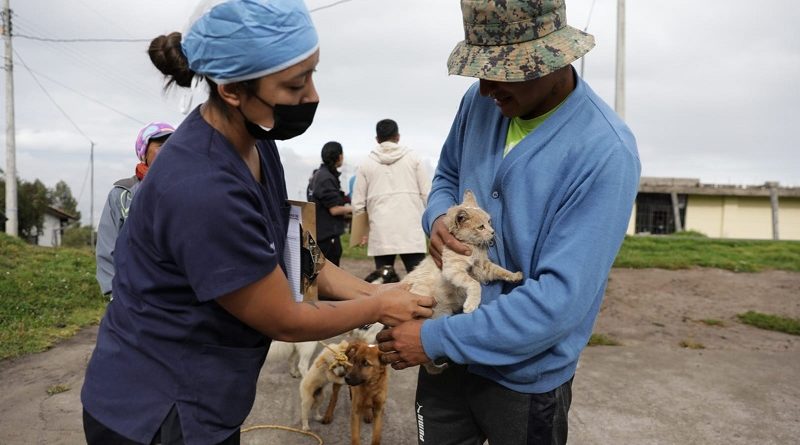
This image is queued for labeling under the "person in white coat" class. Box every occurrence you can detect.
[352,119,431,273]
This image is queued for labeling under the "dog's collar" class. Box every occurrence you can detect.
[320,341,351,370]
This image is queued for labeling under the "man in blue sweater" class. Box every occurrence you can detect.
[377,1,641,443]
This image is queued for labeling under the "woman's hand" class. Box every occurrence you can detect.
[371,283,435,327]
[428,215,471,268]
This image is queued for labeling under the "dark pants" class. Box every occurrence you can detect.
[83,407,240,445]
[415,365,572,445]
[319,235,343,266]
[374,253,426,274]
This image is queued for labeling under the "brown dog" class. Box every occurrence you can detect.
[343,340,389,445]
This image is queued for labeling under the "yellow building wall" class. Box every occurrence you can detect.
[778,198,800,240]
[684,195,789,240]
[684,195,724,237]
[725,197,774,239]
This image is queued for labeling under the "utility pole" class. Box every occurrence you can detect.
[2,0,17,237]
[615,0,626,120]
[90,141,95,249]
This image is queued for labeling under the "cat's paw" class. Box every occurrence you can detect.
[510,271,524,282]
[463,300,479,313]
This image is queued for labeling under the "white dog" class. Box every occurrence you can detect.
[299,339,351,431]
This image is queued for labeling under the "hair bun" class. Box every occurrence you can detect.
[148,32,195,88]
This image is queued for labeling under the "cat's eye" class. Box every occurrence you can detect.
[478,225,485,230]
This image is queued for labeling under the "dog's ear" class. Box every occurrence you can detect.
[345,344,358,359]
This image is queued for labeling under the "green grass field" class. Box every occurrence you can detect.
[0,234,106,360]
[1,231,798,360]
[614,235,800,272]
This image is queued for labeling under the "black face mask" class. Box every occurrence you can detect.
[240,97,318,140]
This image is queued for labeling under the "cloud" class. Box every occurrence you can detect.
[1,0,798,231]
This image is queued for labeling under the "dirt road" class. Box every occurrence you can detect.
[1,260,798,444]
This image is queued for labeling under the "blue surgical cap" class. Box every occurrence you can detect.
[182,0,319,85]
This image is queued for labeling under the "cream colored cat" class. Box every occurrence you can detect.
[402,190,524,373]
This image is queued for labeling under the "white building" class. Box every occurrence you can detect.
[37,207,78,247]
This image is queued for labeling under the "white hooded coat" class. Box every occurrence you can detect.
[352,141,431,256]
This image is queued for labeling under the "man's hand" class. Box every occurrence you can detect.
[377,320,430,370]
[358,235,368,246]
[429,215,471,268]
[372,285,434,327]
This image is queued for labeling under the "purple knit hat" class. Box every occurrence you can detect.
[135,122,175,162]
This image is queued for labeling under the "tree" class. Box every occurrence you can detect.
[48,180,81,221]
[0,175,82,243]
[17,179,50,239]
[62,225,93,248]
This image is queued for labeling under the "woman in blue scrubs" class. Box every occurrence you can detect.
[80,1,434,444]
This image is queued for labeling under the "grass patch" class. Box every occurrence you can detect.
[342,232,800,272]
[699,319,725,327]
[614,235,800,272]
[679,339,705,349]
[587,333,620,346]
[341,233,369,260]
[0,233,106,360]
[737,311,800,336]
[46,384,71,396]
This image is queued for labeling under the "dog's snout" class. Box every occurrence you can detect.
[345,374,364,386]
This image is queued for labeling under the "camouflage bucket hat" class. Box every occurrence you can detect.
[448,0,595,82]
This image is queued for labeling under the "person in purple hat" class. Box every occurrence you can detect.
[95,121,174,299]
[81,1,434,444]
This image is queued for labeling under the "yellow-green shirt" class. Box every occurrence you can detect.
[504,101,566,157]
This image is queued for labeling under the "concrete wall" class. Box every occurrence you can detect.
[684,195,724,237]
[779,199,800,240]
[685,195,800,240]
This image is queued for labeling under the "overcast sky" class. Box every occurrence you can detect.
[2,0,799,228]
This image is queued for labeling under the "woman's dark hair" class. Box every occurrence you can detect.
[376,119,399,143]
[148,32,259,118]
[321,141,343,172]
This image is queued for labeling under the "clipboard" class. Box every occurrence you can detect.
[349,210,369,248]
[285,200,325,302]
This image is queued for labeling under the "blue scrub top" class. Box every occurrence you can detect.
[81,107,289,445]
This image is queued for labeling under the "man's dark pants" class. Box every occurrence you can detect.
[415,364,572,445]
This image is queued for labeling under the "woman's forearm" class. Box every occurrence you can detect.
[328,205,352,216]
[317,260,376,300]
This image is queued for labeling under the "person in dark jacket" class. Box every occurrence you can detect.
[307,141,352,266]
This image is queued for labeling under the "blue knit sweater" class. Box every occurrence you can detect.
[421,75,641,393]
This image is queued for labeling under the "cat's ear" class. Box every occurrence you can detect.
[455,209,469,227]
[462,189,477,206]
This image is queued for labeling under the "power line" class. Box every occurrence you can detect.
[310,0,356,13]
[583,0,597,32]
[15,34,149,43]
[13,48,94,144]
[14,18,159,100]
[13,0,357,45]
[23,66,146,125]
